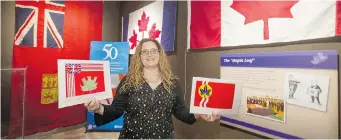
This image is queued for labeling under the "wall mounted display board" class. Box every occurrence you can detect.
[220,50,339,139]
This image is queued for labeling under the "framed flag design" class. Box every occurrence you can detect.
[190,77,243,115]
[58,59,112,108]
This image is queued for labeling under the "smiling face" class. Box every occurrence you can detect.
[140,41,160,68]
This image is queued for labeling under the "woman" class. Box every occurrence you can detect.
[84,38,219,139]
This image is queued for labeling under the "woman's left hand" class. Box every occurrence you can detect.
[194,112,220,122]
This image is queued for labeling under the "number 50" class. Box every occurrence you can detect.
[102,44,118,59]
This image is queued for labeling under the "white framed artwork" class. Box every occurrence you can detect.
[57,59,112,108]
[190,77,243,115]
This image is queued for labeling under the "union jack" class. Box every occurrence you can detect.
[66,63,104,98]
[14,0,65,48]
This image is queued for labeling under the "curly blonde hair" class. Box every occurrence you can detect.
[120,38,175,93]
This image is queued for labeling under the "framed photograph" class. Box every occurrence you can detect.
[246,92,285,123]
[57,59,112,108]
[284,72,330,112]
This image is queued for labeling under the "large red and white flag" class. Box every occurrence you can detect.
[9,1,103,138]
[188,0,341,49]
[190,77,242,115]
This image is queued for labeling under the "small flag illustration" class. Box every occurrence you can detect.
[193,80,236,109]
[65,63,105,98]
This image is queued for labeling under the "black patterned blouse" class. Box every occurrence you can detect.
[94,77,197,139]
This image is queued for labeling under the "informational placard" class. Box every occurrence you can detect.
[220,50,338,139]
[86,41,129,131]
[57,59,112,108]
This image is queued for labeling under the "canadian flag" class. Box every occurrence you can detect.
[187,0,341,49]
[122,1,177,54]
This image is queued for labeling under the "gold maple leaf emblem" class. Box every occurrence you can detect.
[81,76,98,92]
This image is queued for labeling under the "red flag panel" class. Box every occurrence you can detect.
[8,1,103,138]
[72,71,105,97]
[336,0,341,35]
[193,81,236,109]
[189,1,221,49]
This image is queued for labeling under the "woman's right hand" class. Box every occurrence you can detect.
[84,98,104,115]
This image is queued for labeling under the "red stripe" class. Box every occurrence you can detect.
[65,68,103,69]
[75,67,103,69]
[45,2,65,12]
[16,1,65,12]
[37,2,45,47]
[71,74,74,97]
[69,73,72,97]
[47,22,63,48]
[80,66,104,67]
[79,67,104,68]
[69,74,72,97]
[16,1,39,7]
[65,68,103,71]
[336,0,341,35]
[15,10,35,41]
[80,68,103,70]
[190,1,221,49]
[66,73,70,98]
[81,64,104,66]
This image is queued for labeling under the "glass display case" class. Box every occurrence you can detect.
[1,68,27,139]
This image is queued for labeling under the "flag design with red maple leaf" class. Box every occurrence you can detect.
[122,1,177,54]
[188,0,341,49]
[128,11,161,50]
[230,1,299,40]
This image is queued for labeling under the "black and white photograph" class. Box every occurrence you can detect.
[284,72,330,112]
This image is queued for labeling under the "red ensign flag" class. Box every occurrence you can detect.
[9,1,103,138]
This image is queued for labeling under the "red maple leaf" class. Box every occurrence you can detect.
[129,30,138,49]
[148,23,161,39]
[230,0,298,40]
[138,11,150,32]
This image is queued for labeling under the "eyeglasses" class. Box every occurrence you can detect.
[141,49,159,56]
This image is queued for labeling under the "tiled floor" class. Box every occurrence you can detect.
[16,124,120,139]
[39,128,120,139]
